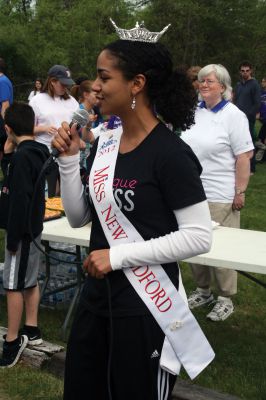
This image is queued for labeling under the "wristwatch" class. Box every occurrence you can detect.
[235,188,245,195]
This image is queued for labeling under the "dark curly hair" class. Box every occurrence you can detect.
[104,40,197,130]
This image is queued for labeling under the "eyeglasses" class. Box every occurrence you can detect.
[240,69,250,73]
[198,79,219,86]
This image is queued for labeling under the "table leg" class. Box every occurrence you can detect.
[237,270,266,289]
[61,245,84,340]
[40,240,51,300]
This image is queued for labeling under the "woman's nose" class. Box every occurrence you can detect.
[91,78,100,92]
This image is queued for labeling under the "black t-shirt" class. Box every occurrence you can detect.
[81,122,206,317]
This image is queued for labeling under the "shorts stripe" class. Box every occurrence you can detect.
[8,254,17,289]
[3,234,41,291]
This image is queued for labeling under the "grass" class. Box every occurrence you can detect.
[180,269,266,399]
[180,162,266,399]
[0,368,63,400]
[0,164,266,399]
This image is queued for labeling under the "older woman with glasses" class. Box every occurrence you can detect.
[181,64,254,322]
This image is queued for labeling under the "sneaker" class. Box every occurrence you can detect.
[255,141,266,150]
[19,326,43,346]
[255,149,265,162]
[188,289,214,309]
[0,335,28,368]
[207,296,234,321]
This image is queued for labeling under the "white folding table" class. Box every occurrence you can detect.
[184,226,266,275]
[42,218,266,338]
[42,217,91,339]
[42,217,91,246]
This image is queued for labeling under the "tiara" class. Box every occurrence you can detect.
[110,18,171,43]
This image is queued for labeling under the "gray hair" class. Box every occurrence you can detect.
[198,64,232,101]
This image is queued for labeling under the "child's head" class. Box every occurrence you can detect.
[261,77,266,90]
[4,102,35,137]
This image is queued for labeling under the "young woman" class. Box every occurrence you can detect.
[52,23,214,400]
[30,65,78,197]
[70,80,100,168]
[28,78,43,102]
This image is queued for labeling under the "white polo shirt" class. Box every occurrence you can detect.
[30,93,79,150]
[181,101,254,202]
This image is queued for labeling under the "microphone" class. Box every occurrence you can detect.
[51,108,92,158]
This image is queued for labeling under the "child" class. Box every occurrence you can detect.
[0,102,49,368]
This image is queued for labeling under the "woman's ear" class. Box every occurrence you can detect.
[132,74,146,96]
[4,124,12,136]
[4,125,16,144]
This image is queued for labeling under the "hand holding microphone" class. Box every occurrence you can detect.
[51,109,91,158]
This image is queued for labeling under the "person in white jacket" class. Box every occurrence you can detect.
[27,78,43,102]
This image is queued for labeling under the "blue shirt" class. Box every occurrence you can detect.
[0,75,13,112]
[234,78,260,120]
[259,89,266,123]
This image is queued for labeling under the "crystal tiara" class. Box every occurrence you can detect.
[110,18,171,43]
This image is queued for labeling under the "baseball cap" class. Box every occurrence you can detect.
[48,65,75,86]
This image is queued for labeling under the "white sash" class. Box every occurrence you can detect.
[89,129,215,379]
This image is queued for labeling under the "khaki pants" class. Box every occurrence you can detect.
[190,202,240,297]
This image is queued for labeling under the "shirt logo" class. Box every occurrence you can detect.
[151,349,160,359]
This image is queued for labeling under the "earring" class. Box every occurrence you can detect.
[131,96,136,110]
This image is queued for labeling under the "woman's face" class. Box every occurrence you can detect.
[191,77,200,91]
[261,79,266,90]
[92,50,133,116]
[84,90,98,107]
[51,79,67,96]
[35,80,42,91]
[198,72,224,106]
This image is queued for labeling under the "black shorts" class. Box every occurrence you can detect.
[64,300,176,400]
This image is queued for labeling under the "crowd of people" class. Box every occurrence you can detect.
[0,18,264,400]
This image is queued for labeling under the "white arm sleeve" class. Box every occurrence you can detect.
[110,200,212,270]
[57,154,91,227]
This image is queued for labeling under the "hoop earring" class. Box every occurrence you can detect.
[131,96,136,110]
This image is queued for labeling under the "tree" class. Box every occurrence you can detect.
[134,0,266,82]
[1,0,266,100]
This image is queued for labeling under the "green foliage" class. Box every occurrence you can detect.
[135,0,266,83]
[1,0,266,99]
[0,0,131,99]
